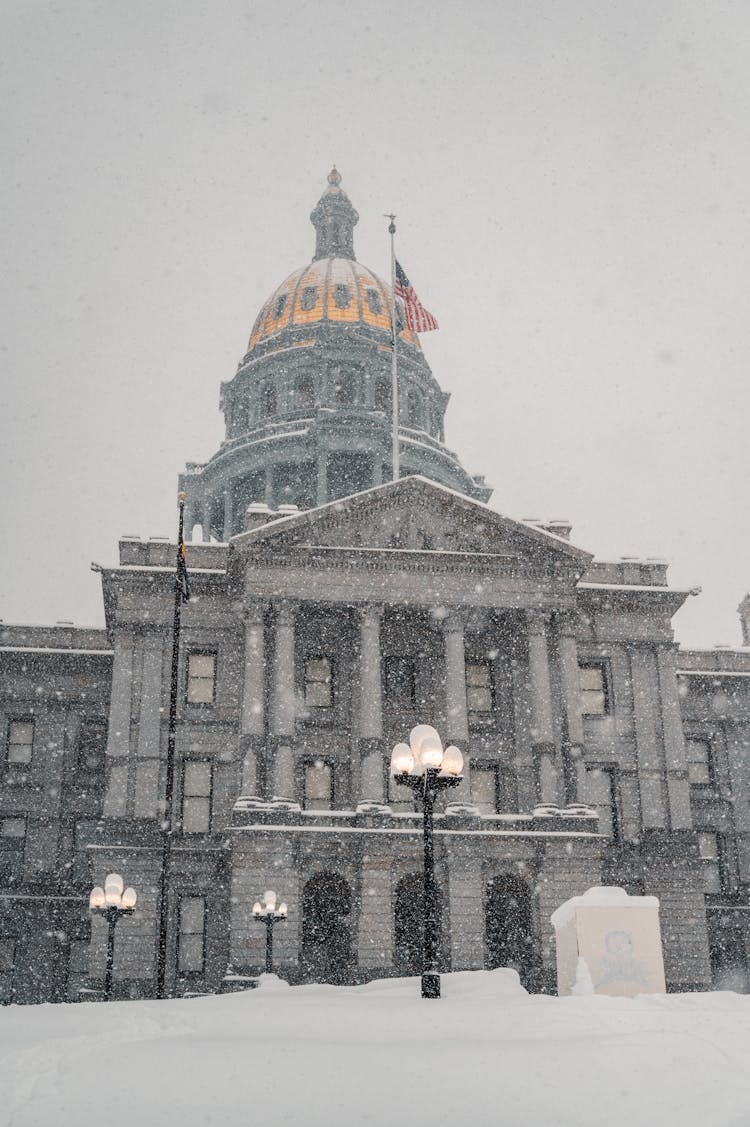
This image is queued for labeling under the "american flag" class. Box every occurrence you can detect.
[394,260,439,333]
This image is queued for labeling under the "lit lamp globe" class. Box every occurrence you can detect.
[121,887,137,910]
[278,903,288,917]
[390,742,414,776]
[409,725,443,769]
[104,874,124,906]
[264,891,277,912]
[252,901,262,916]
[441,745,464,776]
[89,886,105,910]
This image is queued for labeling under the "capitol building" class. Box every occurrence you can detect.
[1,170,749,1003]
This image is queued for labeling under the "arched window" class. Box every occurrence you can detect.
[407,390,423,428]
[261,383,277,418]
[335,371,357,406]
[485,874,535,988]
[374,380,391,412]
[301,872,353,983]
[295,372,315,410]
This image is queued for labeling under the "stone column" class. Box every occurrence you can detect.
[359,604,384,803]
[316,451,328,506]
[239,601,267,796]
[655,644,692,830]
[103,628,135,818]
[630,647,668,830]
[271,601,297,800]
[222,491,233,540]
[526,611,559,804]
[443,610,471,801]
[134,630,165,819]
[556,614,584,804]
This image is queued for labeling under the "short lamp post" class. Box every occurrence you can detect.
[89,873,137,1001]
[252,891,288,974]
[390,725,463,1000]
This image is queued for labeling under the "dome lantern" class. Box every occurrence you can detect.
[310,166,359,261]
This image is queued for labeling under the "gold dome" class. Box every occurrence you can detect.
[246,257,420,354]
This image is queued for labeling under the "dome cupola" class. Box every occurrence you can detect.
[310,167,359,261]
[179,171,491,540]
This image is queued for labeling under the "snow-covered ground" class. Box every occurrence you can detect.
[2,971,750,1127]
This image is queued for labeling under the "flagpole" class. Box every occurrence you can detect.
[155,490,186,999]
[387,214,399,481]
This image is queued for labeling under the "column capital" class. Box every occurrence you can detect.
[359,603,384,627]
[441,607,465,634]
[242,599,268,627]
[274,599,297,627]
[555,611,579,639]
[526,609,551,636]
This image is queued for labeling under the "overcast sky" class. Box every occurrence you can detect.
[1,0,749,648]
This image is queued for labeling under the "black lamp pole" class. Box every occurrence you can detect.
[395,767,461,998]
[91,904,135,1001]
[156,491,187,999]
[253,898,287,974]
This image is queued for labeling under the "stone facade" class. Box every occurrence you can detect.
[2,172,750,1003]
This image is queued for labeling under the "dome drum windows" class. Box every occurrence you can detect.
[300,286,319,312]
[295,372,315,411]
[273,293,289,319]
[365,288,383,316]
[260,383,277,419]
[333,284,352,310]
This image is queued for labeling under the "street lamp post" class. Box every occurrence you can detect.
[390,725,463,999]
[89,873,137,1001]
[252,890,288,974]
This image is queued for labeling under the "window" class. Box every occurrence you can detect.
[186,653,216,705]
[182,761,212,834]
[78,721,107,772]
[295,373,315,409]
[304,760,333,810]
[365,288,383,315]
[579,662,610,716]
[261,383,277,417]
[385,656,416,706]
[305,656,333,709]
[178,896,206,974]
[473,766,498,813]
[273,293,288,319]
[335,372,356,405]
[333,283,352,309]
[374,380,390,412]
[698,831,725,894]
[300,285,318,311]
[407,390,423,428]
[1,817,26,843]
[466,662,493,713]
[686,738,713,787]
[6,720,34,765]
[0,940,16,1003]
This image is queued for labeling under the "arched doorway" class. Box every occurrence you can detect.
[485,874,535,988]
[394,873,444,975]
[301,872,353,983]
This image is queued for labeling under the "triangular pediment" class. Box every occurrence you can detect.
[230,476,592,571]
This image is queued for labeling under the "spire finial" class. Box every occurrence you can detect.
[310,168,359,261]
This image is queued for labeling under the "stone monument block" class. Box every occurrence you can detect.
[551,886,667,997]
